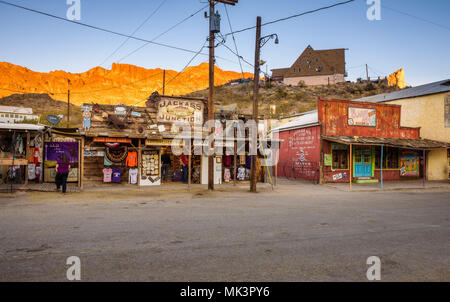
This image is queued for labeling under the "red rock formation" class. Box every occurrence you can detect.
[0,62,253,106]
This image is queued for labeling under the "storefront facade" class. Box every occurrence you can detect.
[274,98,448,184]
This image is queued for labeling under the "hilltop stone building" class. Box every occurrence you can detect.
[271,45,346,86]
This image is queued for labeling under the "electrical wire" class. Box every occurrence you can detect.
[222,0,356,37]
[131,40,209,106]
[382,4,450,32]
[116,4,209,64]
[223,3,244,79]
[99,0,169,67]
[0,0,210,58]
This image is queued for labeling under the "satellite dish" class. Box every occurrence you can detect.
[46,115,62,126]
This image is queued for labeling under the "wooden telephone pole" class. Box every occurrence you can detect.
[207,0,216,191]
[162,69,166,95]
[250,16,262,193]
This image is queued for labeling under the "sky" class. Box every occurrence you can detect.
[0,0,449,86]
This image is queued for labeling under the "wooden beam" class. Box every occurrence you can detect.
[80,136,85,190]
[25,131,30,185]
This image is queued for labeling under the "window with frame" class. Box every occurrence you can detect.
[375,147,399,169]
[332,149,348,169]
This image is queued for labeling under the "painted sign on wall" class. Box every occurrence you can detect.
[157,99,204,124]
[348,107,376,127]
[400,155,420,176]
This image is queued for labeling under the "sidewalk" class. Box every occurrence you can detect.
[326,179,450,192]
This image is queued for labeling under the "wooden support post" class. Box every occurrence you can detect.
[349,144,353,191]
[25,131,30,185]
[188,153,192,188]
[274,149,278,187]
[207,0,215,191]
[380,144,383,189]
[80,136,85,189]
[233,128,237,186]
[138,138,142,186]
[39,132,44,183]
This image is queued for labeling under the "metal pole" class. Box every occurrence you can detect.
[380,144,383,189]
[250,16,261,193]
[233,126,237,186]
[366,64,369,82]
[349,144,352,191]
[208,0,215,191]
[423,149,426,187]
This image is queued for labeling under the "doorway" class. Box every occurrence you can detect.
[354,146,372,177]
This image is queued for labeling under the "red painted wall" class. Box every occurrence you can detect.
[277,125,321,181]
[318,99,420,139]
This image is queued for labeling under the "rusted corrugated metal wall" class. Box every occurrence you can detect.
[318,99,420,139]
[277,125,321,181]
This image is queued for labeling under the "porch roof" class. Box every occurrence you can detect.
[322,135,449,150]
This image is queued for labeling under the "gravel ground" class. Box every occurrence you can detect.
[0,180,449,281]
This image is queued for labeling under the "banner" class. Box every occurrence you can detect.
[44,142,79,167]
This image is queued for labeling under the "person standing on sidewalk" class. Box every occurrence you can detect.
[180,153,188,184]
[161,147,172,182]
[55,153,70,194]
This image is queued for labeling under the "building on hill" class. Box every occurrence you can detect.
[271,45,347,86]
[0,106,39,124]
[353,79,450,180]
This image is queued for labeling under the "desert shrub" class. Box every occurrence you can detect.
[297,80,307,88]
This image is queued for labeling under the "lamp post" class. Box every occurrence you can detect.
[250,16,278,193]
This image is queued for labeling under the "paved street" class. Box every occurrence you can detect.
[0,180,449,281]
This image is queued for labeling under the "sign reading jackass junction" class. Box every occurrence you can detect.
[157,99,204,125]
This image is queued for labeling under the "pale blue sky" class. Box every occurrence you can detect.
[0,0,449,86]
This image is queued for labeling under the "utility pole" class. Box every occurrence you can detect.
[366,64,369,82]
[207,0,238,191]
[208,0,215,191]
[162,69,166,95]
[250,16,262,193]
[67,79,70,128]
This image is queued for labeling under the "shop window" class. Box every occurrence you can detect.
[332,149,348,169]
[375,147,399,169]
[293,68,296,72]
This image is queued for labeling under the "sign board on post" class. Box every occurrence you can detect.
[157,99,204,124]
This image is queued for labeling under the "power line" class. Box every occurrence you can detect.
[383,5,450,32]
[99,0,169,67]
[132,40,209,106]
[223,3,244,79]
[116,4,209,64]
[223,0,356,37]
[0,0,210,58]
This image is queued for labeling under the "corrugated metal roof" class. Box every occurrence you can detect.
[0,105,33,115]
[272,110,318,132]
[0,123,45,131]
[353,79,450,103]
[322,135,448,150]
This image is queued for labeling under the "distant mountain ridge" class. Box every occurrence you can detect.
[0,62,253,106]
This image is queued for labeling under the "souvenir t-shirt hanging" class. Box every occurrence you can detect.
[223,168,231,183]
[103,168,112,183]
[237,166,246,180]
[28,163,36,180]
[126,151,138,167]
[112,168,122,183]
[104,156,113,166]
[128,168,138,184]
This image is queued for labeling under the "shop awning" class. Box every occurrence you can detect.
[322,135,449,150]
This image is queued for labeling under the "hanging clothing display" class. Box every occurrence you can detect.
[35,164,41,181]
[105,146,128,163]
[126,151,138,167]
[103,168,112,183]
[237,166,246,180]
[112,168,122,183]
[104,156,113,166]
[28,163,36,180]
[223,168,231,183]
[224,155,232,167]
[128,168,138,184]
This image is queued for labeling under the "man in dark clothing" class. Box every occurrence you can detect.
[161,148,172,181]
[55,153,70,194]
[180,153,189,183]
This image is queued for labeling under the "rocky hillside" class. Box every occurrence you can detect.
[0,62,253,106]
[186,80,400,118]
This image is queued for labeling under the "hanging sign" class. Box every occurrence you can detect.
[157,99,204,124]
[324,154,332,166]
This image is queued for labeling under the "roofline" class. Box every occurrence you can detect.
[272,122,320,133]
[364,90,449,104]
